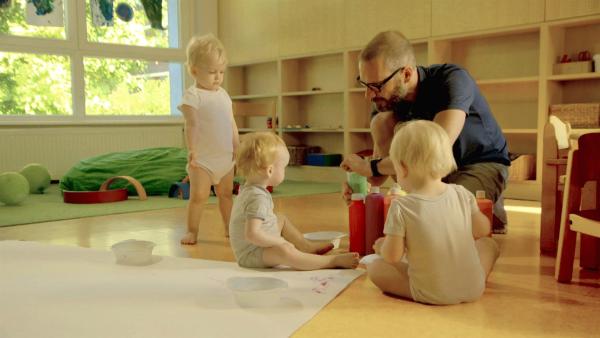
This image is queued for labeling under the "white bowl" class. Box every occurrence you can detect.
[303,231,348,249]
[226,276,288,308]
[111,239,156,266]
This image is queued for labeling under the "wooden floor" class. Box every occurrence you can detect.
[1,193,599,337]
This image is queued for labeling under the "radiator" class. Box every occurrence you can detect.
[0,125,184,179]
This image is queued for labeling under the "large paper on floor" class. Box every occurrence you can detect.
[0,241,363,338]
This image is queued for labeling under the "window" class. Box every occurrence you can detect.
[0,0,189,119]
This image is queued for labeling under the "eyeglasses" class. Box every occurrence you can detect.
[356,67,404,93]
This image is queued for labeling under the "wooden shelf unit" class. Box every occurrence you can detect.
[223,14,600,200]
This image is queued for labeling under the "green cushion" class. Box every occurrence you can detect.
[59,147,188,195]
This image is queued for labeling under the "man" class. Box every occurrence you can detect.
[340,31,510,233]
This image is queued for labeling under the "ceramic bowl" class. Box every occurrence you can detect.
[111,239,156,266]
[303,231,348,249]
[226,276,288,308]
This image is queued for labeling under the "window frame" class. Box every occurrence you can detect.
[0,0,194,125]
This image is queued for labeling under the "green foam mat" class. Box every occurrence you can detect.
[0,181,340,227]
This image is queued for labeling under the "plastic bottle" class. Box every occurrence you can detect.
[365,186,385,255]
[348,193,366,256]
[347,172,368,196]
[383,184,405,223]
[476,190,493,237]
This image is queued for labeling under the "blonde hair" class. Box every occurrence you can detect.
[359,31,416,71]
[236,132,286,177]
[185,34,227,73]
[389,120,457,181]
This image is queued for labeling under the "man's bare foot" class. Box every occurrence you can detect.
[181,232,198,245]
[332,252,360,269]
[302,241,334,255]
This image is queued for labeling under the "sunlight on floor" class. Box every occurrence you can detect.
[504,205,541,215]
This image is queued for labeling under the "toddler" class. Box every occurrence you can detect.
[229,132,359,270]
[179,34,239,245]
[367,120,500,305]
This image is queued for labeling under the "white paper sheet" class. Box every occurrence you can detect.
[0,240,363,338]
[25,0,63,27]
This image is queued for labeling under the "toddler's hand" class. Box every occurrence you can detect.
[373,237,385,255]
[188,152,200,168]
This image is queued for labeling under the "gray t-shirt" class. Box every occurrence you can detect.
[229,184,280,262]
[384,184,485,305]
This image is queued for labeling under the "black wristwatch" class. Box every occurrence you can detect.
[370,158,383,177]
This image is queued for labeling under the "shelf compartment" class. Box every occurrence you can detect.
[505,132,537,155]
[547,78,600,105]
[281,90,343,97]
[226,61,279,97]
[348,91,373,129]
[431,30,540,81]
[348,132,374,155]
[230,94,278,100]
[547,19,600,77]
[232,97,277,131]
[281,53,344,92]
[280,93,344,130]
[477,76,539,85]
[282,132,344,155]
[479,81,539,130]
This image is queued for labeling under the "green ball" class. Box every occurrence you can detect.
[0,172,30,205]
[20,163,51,194]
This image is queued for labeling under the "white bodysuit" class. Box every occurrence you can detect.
[384,184,486,305]
[179,86,234,184]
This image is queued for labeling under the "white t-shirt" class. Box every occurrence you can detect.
[179,86,234,161]
[229,184,280,261]
[384,184,486,305]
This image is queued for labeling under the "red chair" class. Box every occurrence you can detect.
[555,133,600,283]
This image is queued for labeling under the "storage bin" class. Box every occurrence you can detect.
[287,145,320,166]
[553,61,593,75]
[508,154,536,181]
[305,153,343,167]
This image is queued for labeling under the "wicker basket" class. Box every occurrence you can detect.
[549,103,600,128]
[508,154,536,181]
[287,145,320,166]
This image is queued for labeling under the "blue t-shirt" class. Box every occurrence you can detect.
[390,64,510,167]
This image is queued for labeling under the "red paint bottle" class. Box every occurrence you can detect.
[476,190,493,237]
[365,186,385,255]
[348,193,366,256]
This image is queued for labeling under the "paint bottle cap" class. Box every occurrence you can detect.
[351,193,365,201]
[370,186,380,194]
[475,190,486,199]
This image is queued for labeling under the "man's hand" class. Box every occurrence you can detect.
[341,181,353,206]
[340,154,371,177]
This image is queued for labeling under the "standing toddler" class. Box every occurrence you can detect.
[179,34,239,245]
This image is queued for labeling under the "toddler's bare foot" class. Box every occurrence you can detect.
[224,226,230,238]
[332,252,360,269]
[181,232,198,245]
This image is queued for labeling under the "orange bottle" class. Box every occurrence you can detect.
[476,190,493,237]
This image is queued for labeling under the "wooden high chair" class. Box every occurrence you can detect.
[540,116,571,253]
[555,133,600,283]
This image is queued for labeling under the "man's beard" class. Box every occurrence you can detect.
[371,83,409,113]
